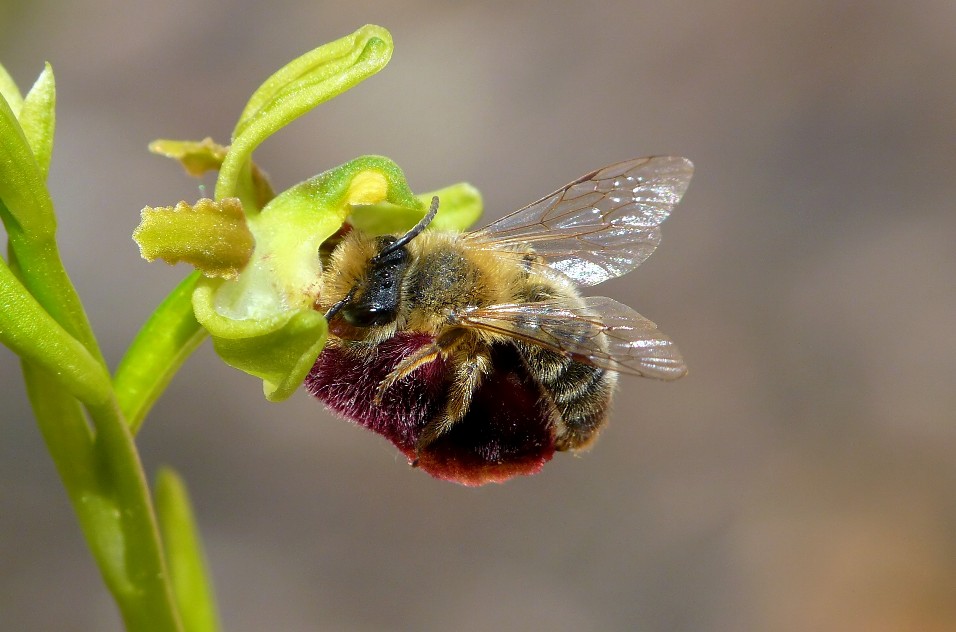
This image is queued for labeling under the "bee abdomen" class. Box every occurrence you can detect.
[516,342,617,451]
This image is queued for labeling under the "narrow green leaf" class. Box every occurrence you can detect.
[0,62,24,117]
[0,255,112,406]
[156,468,221,632]
[3,223,106,367]
[18,62,56,178]
[0,92,55,237]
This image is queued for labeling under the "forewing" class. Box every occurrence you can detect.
[464,156,693,286]
[456,297,687,380]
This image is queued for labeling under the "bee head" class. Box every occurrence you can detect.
[325,197,439,327]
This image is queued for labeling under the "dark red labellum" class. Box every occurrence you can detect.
[305,333,556,486]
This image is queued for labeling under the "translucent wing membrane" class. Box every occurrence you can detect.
[465,156,693,286]
[456,297,687,380]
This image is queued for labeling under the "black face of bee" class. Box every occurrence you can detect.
[341,236,410,328]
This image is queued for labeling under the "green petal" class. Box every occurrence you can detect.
[193,278,327,401]
[149,138,275,209]
[133,198,255,279]
[417,182,483,232]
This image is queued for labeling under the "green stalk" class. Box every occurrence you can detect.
[23,365,183,631]
[4,65,186,630]
[113,272,207,434]
[87,399,185,632]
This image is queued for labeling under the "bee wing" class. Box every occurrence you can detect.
[464,156,693,286]
[456,297,687,380]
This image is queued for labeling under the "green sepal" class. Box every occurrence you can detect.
[421,183,483,232]
[217,25,393,213]
[347,182,483,236]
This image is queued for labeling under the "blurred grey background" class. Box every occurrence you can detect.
[2,1,955,630]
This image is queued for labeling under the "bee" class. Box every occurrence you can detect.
[307,156,692,485]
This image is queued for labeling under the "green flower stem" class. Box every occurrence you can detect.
[217,25,393,208]
[113,272,207,434]
[156,468,221,632]
[5,66,188,630]
[22,360,183,631]
[21,360,95,486]
[86,399,184,632]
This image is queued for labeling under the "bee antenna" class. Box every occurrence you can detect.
[324,286,357,321]
[374,196,439,261]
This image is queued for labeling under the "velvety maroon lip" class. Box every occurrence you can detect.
[305,333,556,486]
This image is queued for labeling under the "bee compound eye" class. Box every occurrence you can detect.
[342,304,396,328]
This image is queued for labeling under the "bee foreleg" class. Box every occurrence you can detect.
[373,328,471,405]
[373,344,442,405]
[415,345,492,453]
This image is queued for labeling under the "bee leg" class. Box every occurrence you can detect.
[373,327,471,405]
[372,344,442,405]
[415,346,492,453]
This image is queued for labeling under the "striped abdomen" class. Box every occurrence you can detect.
[514,338,618,451]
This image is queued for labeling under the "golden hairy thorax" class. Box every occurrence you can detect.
[322,229,545,343]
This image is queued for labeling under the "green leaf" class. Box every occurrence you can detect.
[18,62,56,178]
[0,62,24,118]
[2,89,102,365]
[217,25,393,210]
[156,468,221,632]
[0,91,55,237]
[0,255,112,406]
